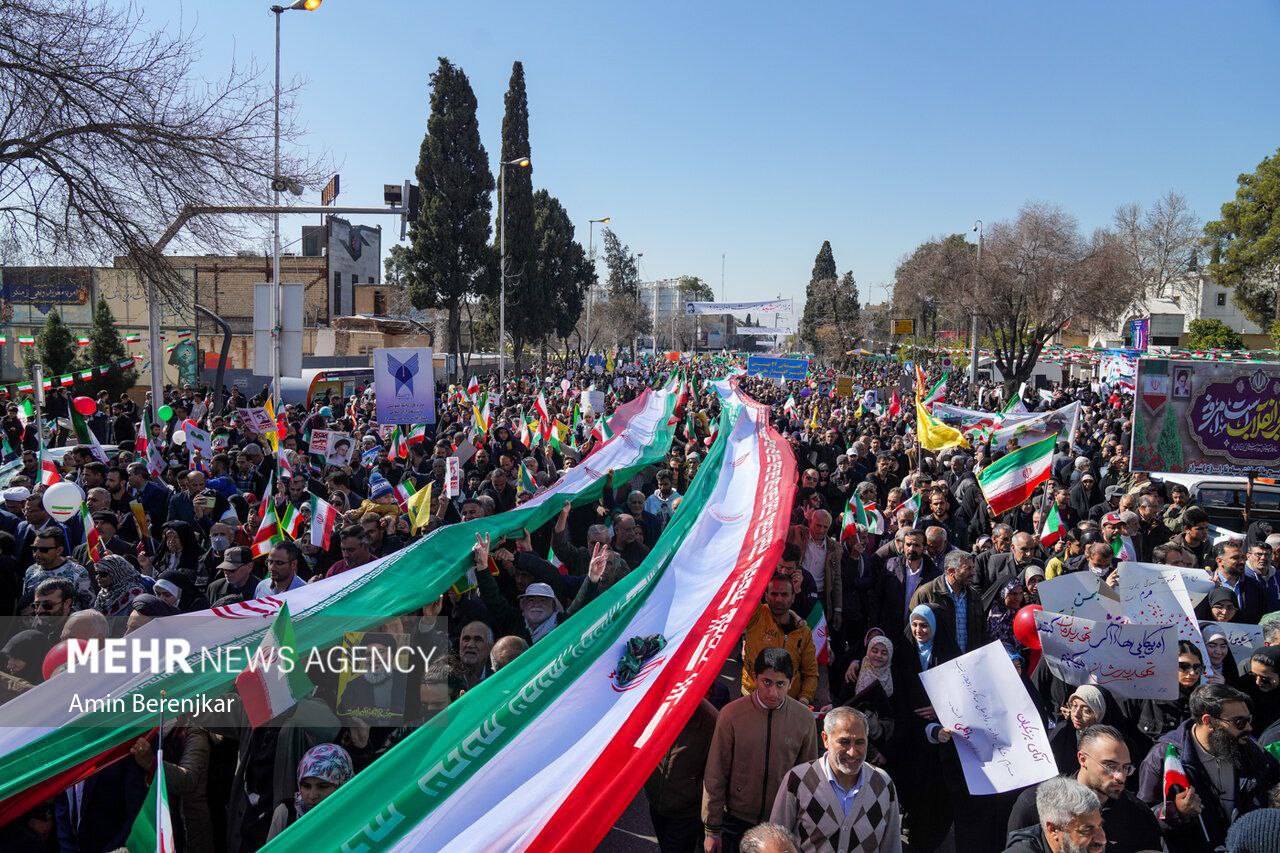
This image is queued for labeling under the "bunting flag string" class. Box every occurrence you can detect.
[0,357,141,398]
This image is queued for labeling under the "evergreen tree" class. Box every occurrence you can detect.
[494,61,537,370]
[406,58,495,370]
[31,309,77,378]
[1156,402,1183,471]
[601,228,639,299]
[531,190,592,363]
[800,241,836,352]
[79,296,134,398]
[1204,148,1280,328]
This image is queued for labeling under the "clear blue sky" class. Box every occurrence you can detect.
[144,0,1280,309]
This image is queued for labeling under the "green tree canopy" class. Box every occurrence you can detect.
[1204,148,1280,328]
[495,61,537,369]
[78,296,134,398]
[530,189,593,353]
[1185,318,1244,350]
[31,309,77,378]
[799,240,836,351]
[406,57,495,370]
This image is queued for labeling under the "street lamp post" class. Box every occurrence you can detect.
[971,219,982,387]
[269,0,321,411]
[498,156,530,385]
[584,216,609,363]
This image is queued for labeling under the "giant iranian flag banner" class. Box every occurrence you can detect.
[0,384,679,819]
[263,387,794,852]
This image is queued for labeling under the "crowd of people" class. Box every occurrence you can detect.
[0,355,1278,852]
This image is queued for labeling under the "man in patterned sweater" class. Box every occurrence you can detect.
[769,707,901,852]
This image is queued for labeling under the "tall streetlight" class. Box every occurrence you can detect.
[584,216,610,361]
[970,219,982,386]
[269,0,321,410]
[498,156,531,385]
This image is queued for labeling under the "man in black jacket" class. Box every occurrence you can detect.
[979,531,1043,611]
[1007,725,1161,853]
[1137,683,1280,853]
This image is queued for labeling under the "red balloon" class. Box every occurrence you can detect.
[1012,604,1045,651]
[42,638,92,680]
[73,396,96,416]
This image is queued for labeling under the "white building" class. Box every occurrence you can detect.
[1090,272,1267,349]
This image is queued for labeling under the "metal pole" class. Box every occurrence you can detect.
[147,283,163,419]
[33,363,44,448]
[499,162,506,386]
[970,220,982,387]
[585,221,595,363]
[271,8,283,412]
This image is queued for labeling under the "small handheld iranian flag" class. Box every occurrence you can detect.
[125,739,175,853]
[279,500,306,541]
[251,475,284,558]
[1161,743,1190,818]
[806,602,831,666]
[38,445,61,486]
[516,460,537,495]
[1039,502,1065,547]
[233,602,313,729]
[309,494,339,549]
[393,477,417,512]
[80,504,106,562]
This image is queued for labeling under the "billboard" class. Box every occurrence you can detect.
[1131,359,1280,477]
[891,318,915,335]
[746,355,809,380]
[373,347,436,425]
[1,267,93,325]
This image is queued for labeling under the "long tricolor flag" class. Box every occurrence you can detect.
[976,434,1056,517]
[261,385,794,853]
[0,381,682,822]
[233,603,312,729]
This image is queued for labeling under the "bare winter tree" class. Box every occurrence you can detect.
[1113,191,1202,305]
[966,202,1136,392]
[0,0,326,301]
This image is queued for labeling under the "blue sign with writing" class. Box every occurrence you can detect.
[746,355,809,380]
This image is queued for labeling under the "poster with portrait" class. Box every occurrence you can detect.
[335,631,413,725]
[1131,359,1280,476]
[324,432,355,467]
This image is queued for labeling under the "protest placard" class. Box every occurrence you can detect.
[325,432,354,467]
[1035,611,1178,700]
[445,456,460,498]
[1200,620,1263,667]
[1118,562,1211,674]
[1035,572,1124,624]
[918,641,1057,794]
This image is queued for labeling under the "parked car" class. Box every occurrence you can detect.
[1158,473,1280,535]
[0,445,119,490]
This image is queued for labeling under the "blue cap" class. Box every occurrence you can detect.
[319,406,332,417]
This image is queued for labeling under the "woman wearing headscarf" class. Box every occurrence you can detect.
[1137,641,1203,747]
[140,520,201,578]
[1195,586,1243,624]
[833,631,896,768]
[265,743,354,841]
[158,569,209,614]
[92,554,149,637]
[889,605,954,852]
[1049,685,1108,774]
[985,579,1025,650]
[1,629,53,685]
[1201,623,1242,688]
[1022,565,1045,606]
[1244,645,1280,732]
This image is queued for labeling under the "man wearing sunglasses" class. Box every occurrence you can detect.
[1138,683,1280,852]
[20,527,89,612]
[1007,724,1161,852]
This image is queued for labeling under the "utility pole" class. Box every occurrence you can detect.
[970,220,982,386]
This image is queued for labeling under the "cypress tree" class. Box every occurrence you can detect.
[800,241,836,352]
[32,309,77,378]
[407,58,495,370]
[81,296,134,397]
[495,61,537,370]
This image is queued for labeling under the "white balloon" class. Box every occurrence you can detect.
[172,430,187,446]
[42,481,85,524]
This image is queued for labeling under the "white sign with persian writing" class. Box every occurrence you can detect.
[1035,611,1179,700]
[445,456,460,498]
[1036,572,1124,624]
[1118,562,1212,675]
[1200,620,1263,667]
[918,642,1057,795]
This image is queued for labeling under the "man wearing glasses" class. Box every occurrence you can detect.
[1138,683,1280,852]
[254,542,306,599]
[20,527,89,612]
[1007,724,1161,852]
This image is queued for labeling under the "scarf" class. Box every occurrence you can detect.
[93,555,144,618]
[854,635,894,698]
[294,743,353,816]
[911,604,937,670]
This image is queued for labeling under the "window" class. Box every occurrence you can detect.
[332,272,342,316]
[373,290,385,315]
[1217,292,1226,306]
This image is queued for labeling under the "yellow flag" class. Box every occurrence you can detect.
[407,481,434,533]
[262,397,279,452]
[915,400,969,451]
